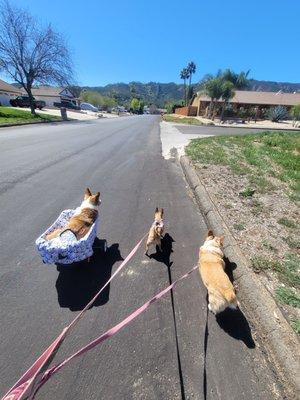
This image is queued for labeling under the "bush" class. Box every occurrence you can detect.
[166,101,184,114]
[290,104,300,126]
[267,106,288,122]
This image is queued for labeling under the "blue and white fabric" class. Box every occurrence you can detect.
[35,209,98,264]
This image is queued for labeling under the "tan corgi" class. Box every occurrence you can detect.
[46,188,101,241]
[198,230,238,314]
[145,208,164,255]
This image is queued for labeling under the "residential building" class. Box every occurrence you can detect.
[176,90,300,117]
[0,79,21,106]
[22,86,77,107]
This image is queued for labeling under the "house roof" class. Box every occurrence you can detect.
[21,86,75,98]
[195,90,300,106]
[0,79,21,94]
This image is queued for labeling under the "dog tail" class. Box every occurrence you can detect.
[224,289,238,309]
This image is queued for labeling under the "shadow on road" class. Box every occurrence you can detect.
[148,233,174,268]
[149,233,187,400]
[216,308,255,348]
[202,294,209,400]
[55,239,123,311]
[216,256,256,349]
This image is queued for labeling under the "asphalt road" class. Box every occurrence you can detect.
[0,116,282,399]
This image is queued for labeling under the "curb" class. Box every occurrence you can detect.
[180,155,300,398]
[0,119,64,129]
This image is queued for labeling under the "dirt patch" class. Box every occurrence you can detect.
[186,131,300,334]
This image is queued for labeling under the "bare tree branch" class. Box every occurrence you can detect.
[0,0,74,113]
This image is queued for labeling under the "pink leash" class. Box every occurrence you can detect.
[2,235,146,400]
[31,265,199,398]
[2,234,198,400]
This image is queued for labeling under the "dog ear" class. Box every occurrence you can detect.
[160,208,164,217]
[95,192,100,202]
[84,188,92,199]
[155,207,159,213]
[207,229,214,237]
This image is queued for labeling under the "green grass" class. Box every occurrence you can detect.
[284,236,300,250]
[251,256,282,273]
[275,287,300,308]
[163,115,206,125]
[0,106,61,126]
[251,253,300,289]
[277,218,297,228]
[290,319,300,334]
[186,131,300,198]
[233,223,245,231]
[239,187,255,198]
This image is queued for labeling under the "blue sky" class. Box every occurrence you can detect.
[4,0,300,86]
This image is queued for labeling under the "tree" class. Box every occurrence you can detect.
[130,98,140,113]
[203,76,224,119]
[220,81,235,121]
[81,90,104,107]
[0,0,73,114]
[203,69,250,120]
[180,68,190,106]
[221,69,250,89]
[187,61,196,89]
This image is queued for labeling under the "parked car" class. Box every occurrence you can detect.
[10,96,46,110]
[80,102,99,112]
[53,100,80,110]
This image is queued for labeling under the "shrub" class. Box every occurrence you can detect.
[275,287,300,308]
[165,101,184,114]
[267,106,288,122]
[290,104,300,126]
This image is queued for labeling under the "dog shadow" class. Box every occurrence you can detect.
[215,256,255,349]
[55,238,123,311]
[148,233,175,268]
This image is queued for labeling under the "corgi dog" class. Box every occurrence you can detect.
[145,208,164,255]
[46,188,101,241]
[198,230,238,314]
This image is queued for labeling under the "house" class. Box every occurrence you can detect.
[22,86,78,107]
[0,79,21,106]
[177,90,300,117]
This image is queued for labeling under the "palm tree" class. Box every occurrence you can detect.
[203,76,224,119]
[187,62,196,87]
[186,61,196,104]
[220,81,235,121]
[180,68,190,106]
[221,69,250,89]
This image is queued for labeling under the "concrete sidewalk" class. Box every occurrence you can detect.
[19,107,120,121]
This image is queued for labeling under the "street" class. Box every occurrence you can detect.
[0,116,281,399]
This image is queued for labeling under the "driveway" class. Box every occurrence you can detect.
[0,116,282,399]
[160,121,270,159]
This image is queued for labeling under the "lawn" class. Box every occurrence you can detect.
[0,106,61,126]
[186,131,300,200]
[162,114,207,125]
[186,131,300,333]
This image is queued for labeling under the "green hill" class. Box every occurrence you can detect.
[68,79,300,107]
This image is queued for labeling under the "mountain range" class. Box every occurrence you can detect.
[75,79,300,107]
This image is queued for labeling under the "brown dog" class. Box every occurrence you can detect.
[198,230,238,314]
[145,207,164,255]
[46,188,100,241]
